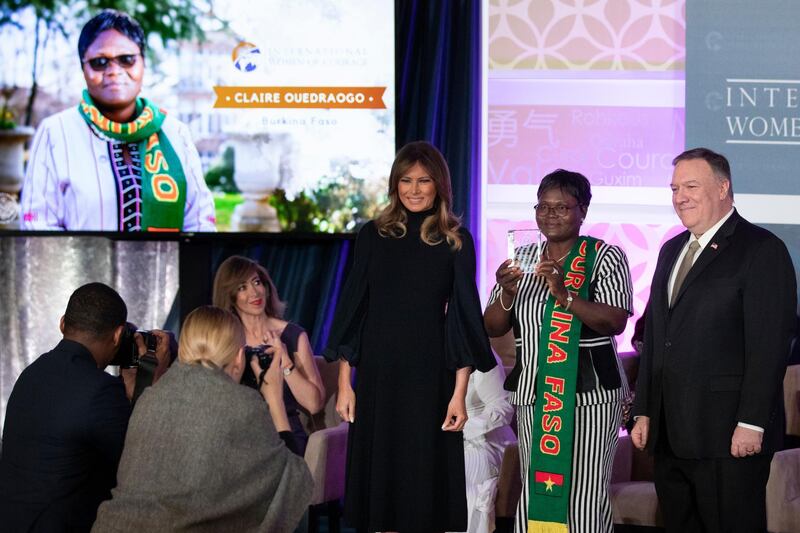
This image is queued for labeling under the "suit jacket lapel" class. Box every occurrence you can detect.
[672,210,741,307]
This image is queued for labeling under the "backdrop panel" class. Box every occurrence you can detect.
[686,0,800,302]
[487,0,687,350]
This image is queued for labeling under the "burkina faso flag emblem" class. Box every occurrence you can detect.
[534,471,564,497]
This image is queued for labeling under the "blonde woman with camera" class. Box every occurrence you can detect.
[93,306,312,533]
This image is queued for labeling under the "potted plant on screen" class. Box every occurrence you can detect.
[0,85,34,227]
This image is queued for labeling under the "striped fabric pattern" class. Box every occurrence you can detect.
[515,400,622,533]
[488,240,633,532]
[109,142,143,232]
[488,242,633,406]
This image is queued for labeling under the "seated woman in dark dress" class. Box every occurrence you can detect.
[213,255,325,455]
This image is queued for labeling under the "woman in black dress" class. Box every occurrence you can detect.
[325,141,496,532]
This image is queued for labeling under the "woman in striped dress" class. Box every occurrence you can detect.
[484,169,633,533]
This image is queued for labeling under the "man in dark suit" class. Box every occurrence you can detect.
[631,147,797,532]
[0,282,168,532]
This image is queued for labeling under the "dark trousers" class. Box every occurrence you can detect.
[654,416,772,532]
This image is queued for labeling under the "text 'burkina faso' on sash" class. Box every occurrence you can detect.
[528,237,600,533]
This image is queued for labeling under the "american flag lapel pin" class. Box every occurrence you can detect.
[710,243,718,250]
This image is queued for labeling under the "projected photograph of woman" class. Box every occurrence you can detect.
[20,9,216,232]
[325,141,496,532]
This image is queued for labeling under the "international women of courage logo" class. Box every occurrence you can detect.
[232,42,262,72]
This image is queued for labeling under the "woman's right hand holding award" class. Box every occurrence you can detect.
[495,259,523,298]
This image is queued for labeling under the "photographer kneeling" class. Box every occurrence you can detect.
[92,306,312,533]
[0,282,171,533]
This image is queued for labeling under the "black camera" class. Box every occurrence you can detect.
[111,323,158,368]
[240,344,273,389]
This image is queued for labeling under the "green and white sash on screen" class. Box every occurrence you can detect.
[528,236,600,533]
[78,90,186,231]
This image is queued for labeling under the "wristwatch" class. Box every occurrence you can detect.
[283,365,294,377]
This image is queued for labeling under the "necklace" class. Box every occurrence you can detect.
[545,244,570,264]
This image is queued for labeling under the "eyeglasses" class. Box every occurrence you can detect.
[534,203,579,217]
[82,54,141,72]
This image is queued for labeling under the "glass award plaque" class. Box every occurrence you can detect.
[507,229,542,273]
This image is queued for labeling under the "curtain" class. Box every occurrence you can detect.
[178,235,354,354]
[395,0,482,235]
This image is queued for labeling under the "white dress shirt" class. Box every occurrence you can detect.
[667,207,735,306]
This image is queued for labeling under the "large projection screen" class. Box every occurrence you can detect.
[0,1,395,233]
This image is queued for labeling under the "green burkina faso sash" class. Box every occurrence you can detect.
[78,90,186,231]
[528,236,600,533]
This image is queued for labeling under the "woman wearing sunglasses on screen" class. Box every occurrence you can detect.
[20,9,216,232]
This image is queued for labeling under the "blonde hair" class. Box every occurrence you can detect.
[212,256,286,319]
[374,141,462,250]
[178,306,245,369]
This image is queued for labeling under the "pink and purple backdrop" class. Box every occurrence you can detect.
[485,0,687,351]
